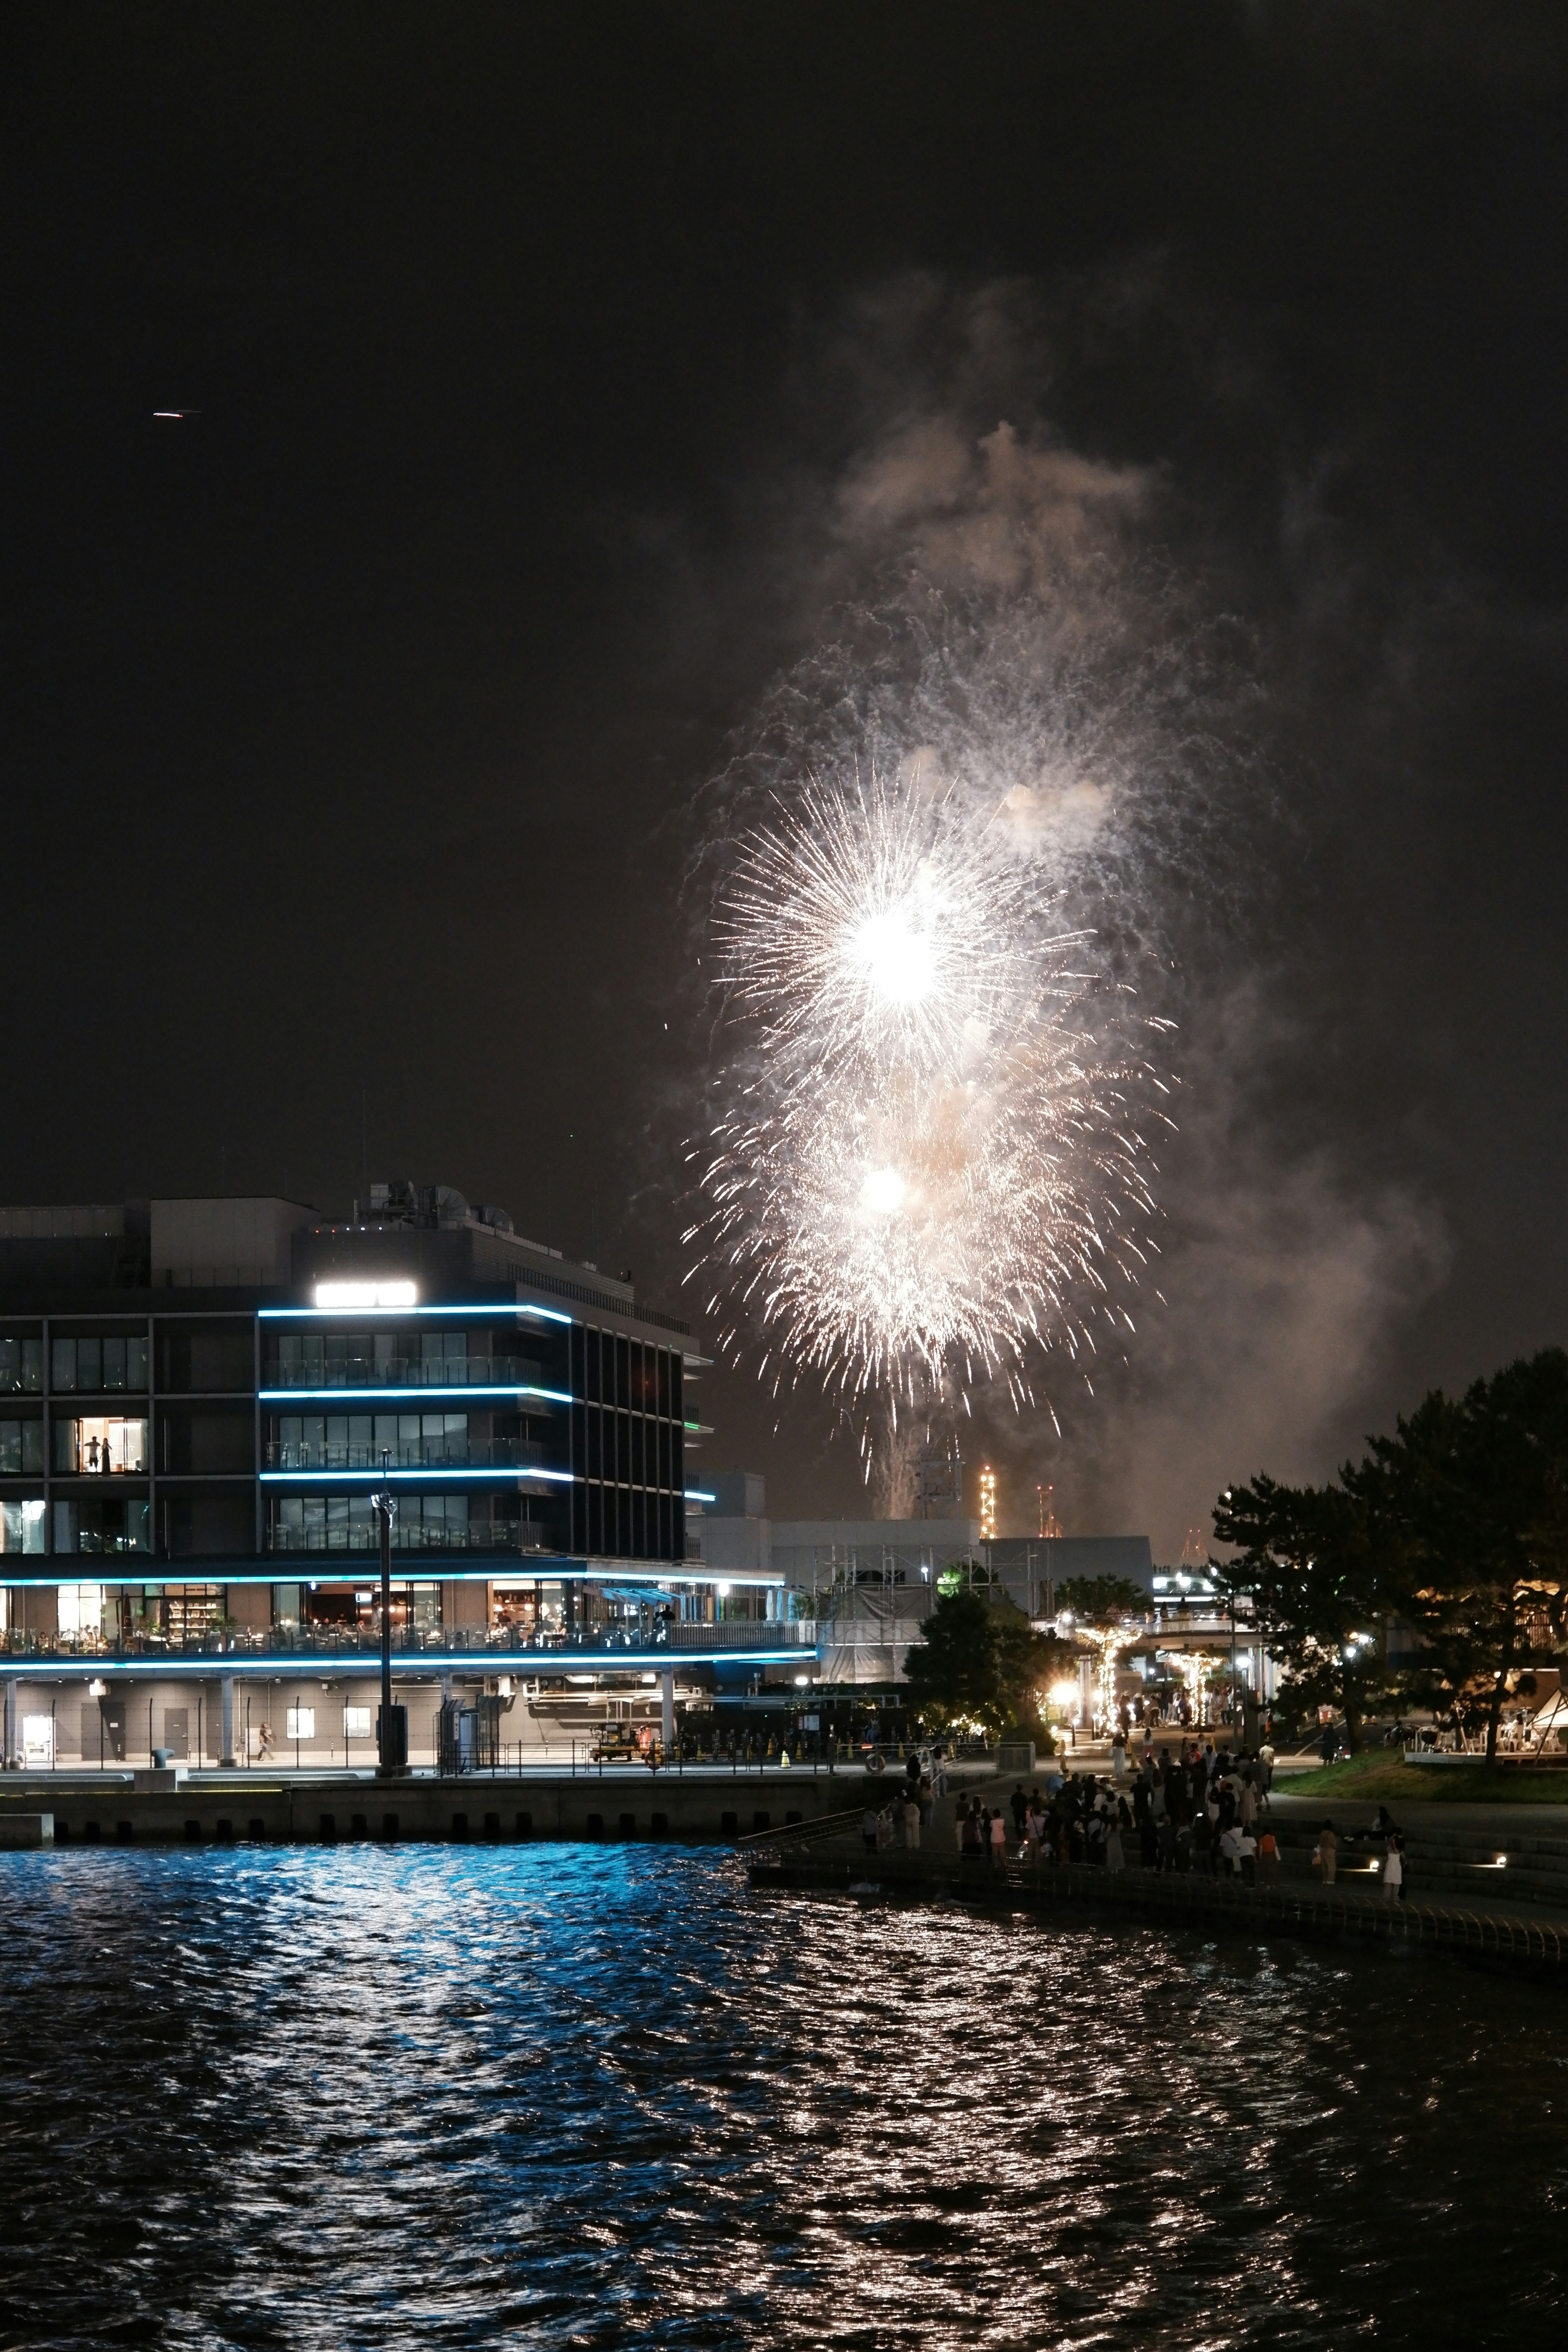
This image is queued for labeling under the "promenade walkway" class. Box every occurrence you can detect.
[745,1841,1568,1978]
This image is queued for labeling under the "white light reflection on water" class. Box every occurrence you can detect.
[0,1846,1565,2349]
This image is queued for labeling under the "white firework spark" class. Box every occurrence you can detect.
[688,769,1172,1412]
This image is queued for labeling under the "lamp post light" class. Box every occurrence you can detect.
[373,1450,408,1777]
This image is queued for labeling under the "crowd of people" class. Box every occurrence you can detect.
[854,1735,1409,1896]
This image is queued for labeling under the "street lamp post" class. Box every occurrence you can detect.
[373,1450,407,1776]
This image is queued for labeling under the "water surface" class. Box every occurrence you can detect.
[1,1845,1565,2348]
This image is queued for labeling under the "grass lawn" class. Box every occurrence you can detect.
[1282,1751,1568,1804]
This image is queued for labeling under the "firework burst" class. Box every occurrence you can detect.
[687,768,1172,1417]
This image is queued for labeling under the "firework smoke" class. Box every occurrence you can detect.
[683,336,1260,1458]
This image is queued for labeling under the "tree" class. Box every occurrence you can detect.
[902,1588,1076,1739]
[1212,1473,1400,1752]
[1053,1576,1151,1626]
[1366,1350,1568,1761]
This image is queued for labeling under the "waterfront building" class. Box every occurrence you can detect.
[0,1192,815,1768]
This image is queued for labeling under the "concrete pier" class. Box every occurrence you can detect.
[0,1766,867,1849]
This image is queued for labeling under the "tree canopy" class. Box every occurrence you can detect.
[1212,1472,1400,1751]
[902,1588,1077,1739]
[1053,1575,1150,1626]
[1214,1348,1568,1761]
[1364,1350,1568,1757]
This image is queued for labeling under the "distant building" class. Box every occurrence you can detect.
[985,1535,1155,1615]
[688,1474,1153,1682]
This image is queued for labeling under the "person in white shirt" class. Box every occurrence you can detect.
[1383,1834,1404,1900]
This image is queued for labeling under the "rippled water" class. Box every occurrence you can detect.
[1,1846,1566,2349]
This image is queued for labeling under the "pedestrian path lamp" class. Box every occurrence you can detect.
[373,1452,408,1775]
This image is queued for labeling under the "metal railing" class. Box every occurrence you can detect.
[0,1618,819,1664]
[265,1438,549,1471]
[264,1355,545,1390]
[264,1520,550,1555]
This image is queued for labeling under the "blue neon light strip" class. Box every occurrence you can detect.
[258,1303,573,1325]
[0,1563,787,1589]
[684,1488,717,1503]
[258,1385,573,1406]
[260,1466,575,1485]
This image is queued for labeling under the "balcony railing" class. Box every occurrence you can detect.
[265,1519,550,1554]
[264,1439,550,1472]
[263,1356,546,1391]
[0,1619,818,1662]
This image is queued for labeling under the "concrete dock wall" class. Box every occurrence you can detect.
[0,1769,861,1848]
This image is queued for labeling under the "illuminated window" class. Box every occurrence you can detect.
[56,1583,105,1635]
[21,1715,53,1768]
[53,1417,149,1474]
[344,1705,372,1738]
[0,1499,45,1553]
[285,1706,316,1741]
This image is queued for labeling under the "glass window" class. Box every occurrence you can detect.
[78,1338,101,1391]
[57,1583,105,1636]
[0,1339,17,1392]
[52,1336,76,1391]
[0,1499,45,1553]
[128,1335,147,1390]
[374,1332,395,1377]
[22,1339,42,1393]
[103,1336,126,1390]
[285,1706,315,1741]
[344,1705,372,1738]
[54,1417,149,1474]
[0,1419,45,1474]
[445,1330,466,1378]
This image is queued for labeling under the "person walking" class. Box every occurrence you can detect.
[1106,1815,1125,1874]
[962,1800,984,1862]
[902,1793,921,1851]
[1010,1782,1029,1840]
[989,1806,1009,1867]
[1256,1826,1281,1884]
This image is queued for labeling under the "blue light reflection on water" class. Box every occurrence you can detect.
[0,1845,1566,2350]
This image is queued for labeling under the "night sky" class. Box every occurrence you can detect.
[4,5,1566,1553]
